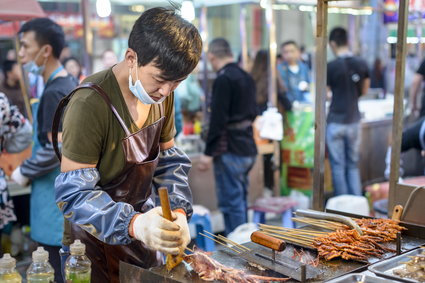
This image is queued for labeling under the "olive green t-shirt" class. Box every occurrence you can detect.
[62,68,176,186]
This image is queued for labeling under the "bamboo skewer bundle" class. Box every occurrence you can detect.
[199,230,250,254]
[291,217,349,230]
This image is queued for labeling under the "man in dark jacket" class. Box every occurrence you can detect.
[199,38,257,235]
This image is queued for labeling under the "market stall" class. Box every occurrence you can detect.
[115,0,425,282]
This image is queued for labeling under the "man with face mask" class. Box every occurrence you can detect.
[52,8,201,282]
[10,18,78,283]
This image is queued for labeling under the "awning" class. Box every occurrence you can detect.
[0,0,45,22]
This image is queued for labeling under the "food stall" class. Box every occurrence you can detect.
[118,0,425,282]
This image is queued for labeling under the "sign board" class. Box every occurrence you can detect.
[384,0,425,23]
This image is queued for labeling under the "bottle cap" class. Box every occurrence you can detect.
[70,239,86,255]
[0,254,16,269]
[32,247,49,263]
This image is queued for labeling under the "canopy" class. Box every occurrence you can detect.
[0,0,45,22]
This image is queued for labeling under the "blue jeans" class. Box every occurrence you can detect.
[326,123,362,196]
[60,245,70,282]
[213,153,256,236]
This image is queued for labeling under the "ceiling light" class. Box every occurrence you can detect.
[96,0,111,18]
[181,1,195,22]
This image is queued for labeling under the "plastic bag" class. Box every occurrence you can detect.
[258,107,283,141]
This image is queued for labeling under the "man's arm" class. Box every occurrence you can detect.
[409,74,424,115]
[361,78,370,96]
[153,137,193,219]
[61,156,96,172]
[204,76,232,156]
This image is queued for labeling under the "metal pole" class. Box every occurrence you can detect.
[200,6,209,127]
[240,4,248,71]
[81,0,92,75]
[265,0,281,197]
[266,0,277,108]
[388,0,409,215]
[312,0,328,211]
[14,33,32,122]
[415,11,423,61]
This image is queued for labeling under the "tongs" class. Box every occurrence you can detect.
[295,209,363,235]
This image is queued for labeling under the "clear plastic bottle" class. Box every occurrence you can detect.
[65,240,91,283]
[26,247,55,283]
[0,253,22,283]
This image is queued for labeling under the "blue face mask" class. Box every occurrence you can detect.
[128,57,166,105]
[23,47,47,76]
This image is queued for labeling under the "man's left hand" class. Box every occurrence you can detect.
[198,155,212,171]
[11,167,30,187]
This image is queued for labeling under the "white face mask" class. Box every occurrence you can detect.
[23,47,47,76]
[128,58,166,105]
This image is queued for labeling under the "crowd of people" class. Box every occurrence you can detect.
[0,6,425,282]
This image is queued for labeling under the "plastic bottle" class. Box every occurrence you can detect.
[0,253,22,283]
[26,247,55,283]
[65,240,91,283]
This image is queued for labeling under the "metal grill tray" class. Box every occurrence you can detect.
[368,247,425,283]
[326,273,395,283]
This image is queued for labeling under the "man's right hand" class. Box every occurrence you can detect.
[130,207,183,255]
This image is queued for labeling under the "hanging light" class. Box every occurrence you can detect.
[181,1,195,22]
[96,0,111,18]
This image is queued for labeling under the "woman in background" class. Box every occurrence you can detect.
[0,92,32,255]
[251,50,269,115]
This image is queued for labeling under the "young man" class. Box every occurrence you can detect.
[326,27,370,196]
[277,41,311,105]
[11,18,78,283]
[54,8,201,282]
[199,38,257,236]
[0,60,26,117]
[409,58,425,118]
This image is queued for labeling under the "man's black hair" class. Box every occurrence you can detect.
[208,38,232,59]
[329,27,348,47]
[128,7,202,81]
[280,40,299,50]
[2,60,17,79]
[19,18,65,59]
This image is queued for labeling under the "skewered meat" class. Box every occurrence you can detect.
[313,219,406,262]
[393,251,425,282]
[184,248,290,282]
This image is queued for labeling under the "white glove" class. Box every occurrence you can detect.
[132,207,182,255]
[174,211,191,251]
[11,167,30,187]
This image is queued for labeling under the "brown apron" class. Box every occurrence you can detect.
[53,83,165,282]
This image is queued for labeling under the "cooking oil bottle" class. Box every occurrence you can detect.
[26,247,55,282]
[65,240,91,283]
[0,253,22,283]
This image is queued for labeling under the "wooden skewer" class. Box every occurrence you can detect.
[291,219,341,230]
[262,231,315,248]
[199,232,242,254]
[185,247,194,253]
[258,223,330,232]
[202,230,249,252]
[262,230,315,242]
[258,224,329,235]
[291,217,349,230]
[260,230,317,242]
[259,228,327,238]
[217,234,250,252]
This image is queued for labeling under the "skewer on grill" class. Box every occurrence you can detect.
[202,230,250,252]
[199,232,247,254]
